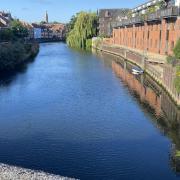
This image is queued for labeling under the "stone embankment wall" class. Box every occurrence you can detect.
[94,43,180,106]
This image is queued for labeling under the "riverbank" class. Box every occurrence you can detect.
[0,41,39,72]
[0,164,77,180]
[93,43,180,107]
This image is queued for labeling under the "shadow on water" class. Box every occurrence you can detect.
[95,50,180,174]
[0,56,37,87]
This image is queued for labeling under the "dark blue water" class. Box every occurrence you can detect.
[0,42,179,179]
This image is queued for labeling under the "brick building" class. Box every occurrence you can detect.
[31,23,66,40]
[111,0,180,55]
[98,9,130,37]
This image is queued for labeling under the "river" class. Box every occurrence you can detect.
[0,42,180,180]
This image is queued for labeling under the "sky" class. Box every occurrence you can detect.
[0,0,147,23]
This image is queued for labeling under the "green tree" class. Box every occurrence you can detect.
[67,11,98,49]
[174,66,180,93]
[173,39,180,60]
[0,28,14,41]
[10,19,28,38]
[66,15,78,33]
[0,41,39,71]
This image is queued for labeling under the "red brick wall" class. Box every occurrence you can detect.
[112,18,180,56]
[168,19,180,55]
[160,19,168,55]
[148,23,161,54]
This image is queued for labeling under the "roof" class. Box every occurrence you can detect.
[132,0,165,12]
[99,9,130,18]
[31,23,66,31]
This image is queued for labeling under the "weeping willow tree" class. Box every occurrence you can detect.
[67,12,98,49]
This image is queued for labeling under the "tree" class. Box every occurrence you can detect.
[66,11,98,49]
[10,19,28,38]
[40,21,46,25]
[173,39,180,60]
[174,66,180,93]
[0,28,14,41]
[66,15,78,33]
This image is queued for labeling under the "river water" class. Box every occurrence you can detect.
[0,42,180,180]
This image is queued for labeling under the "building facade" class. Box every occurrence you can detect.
[111,0,180,55]
[31,23,66,40]
[0,11,12,27]
[98,9,130,37]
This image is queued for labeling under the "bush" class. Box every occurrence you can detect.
[0,28,14,41]
[93,37,103,48]
[10,19,28,38]
[166,55,178,66]
[174,66,180,93]
[0,41,39,71]
[86,39,92,50]
[173,39,180,60]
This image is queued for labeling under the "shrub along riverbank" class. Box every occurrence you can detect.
[0,41,39,72]
[167,39,180,93]
[0,19,39,72]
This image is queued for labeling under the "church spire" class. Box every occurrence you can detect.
[45,11,48,23]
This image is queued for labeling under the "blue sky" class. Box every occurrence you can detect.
[0,0,146,23]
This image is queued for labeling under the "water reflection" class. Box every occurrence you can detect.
[96,51,180,173]
[0,56,36,87]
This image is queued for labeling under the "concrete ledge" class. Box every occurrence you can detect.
[105,44,167,64]
[0,164,77,180]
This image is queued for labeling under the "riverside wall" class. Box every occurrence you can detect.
[93,43,180,107]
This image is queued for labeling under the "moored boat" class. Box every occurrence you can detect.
[132,66,144,75]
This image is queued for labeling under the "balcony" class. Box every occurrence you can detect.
[114,6,179,28]
[131,16,144,24]
[160,6,179,18]
[147,6,179,21]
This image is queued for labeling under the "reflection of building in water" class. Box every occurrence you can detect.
[96,51,180,173]
[96,50,180,173]
[112,61,162,116]
[110,57,180,173]
[95,50,180,123]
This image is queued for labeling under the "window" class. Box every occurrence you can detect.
[105,11,111,18]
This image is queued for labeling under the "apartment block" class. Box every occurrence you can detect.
[111,0,180,55]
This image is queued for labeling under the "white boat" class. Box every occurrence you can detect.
[132,67,144,75]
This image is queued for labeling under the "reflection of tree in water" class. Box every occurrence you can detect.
[0,57,35,87]
[96,51,180,173]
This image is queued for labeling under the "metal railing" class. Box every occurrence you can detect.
[115,6,179,28]
[147,6,179,21]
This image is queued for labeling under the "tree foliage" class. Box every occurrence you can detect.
[10,19,28,38]
[174,66,180,93]
[66,12,98,49]
[170,39,180,93]
[173,39,180,60]
[0,42,39,71]
[0,28,14,41]
[66,15,78,33]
